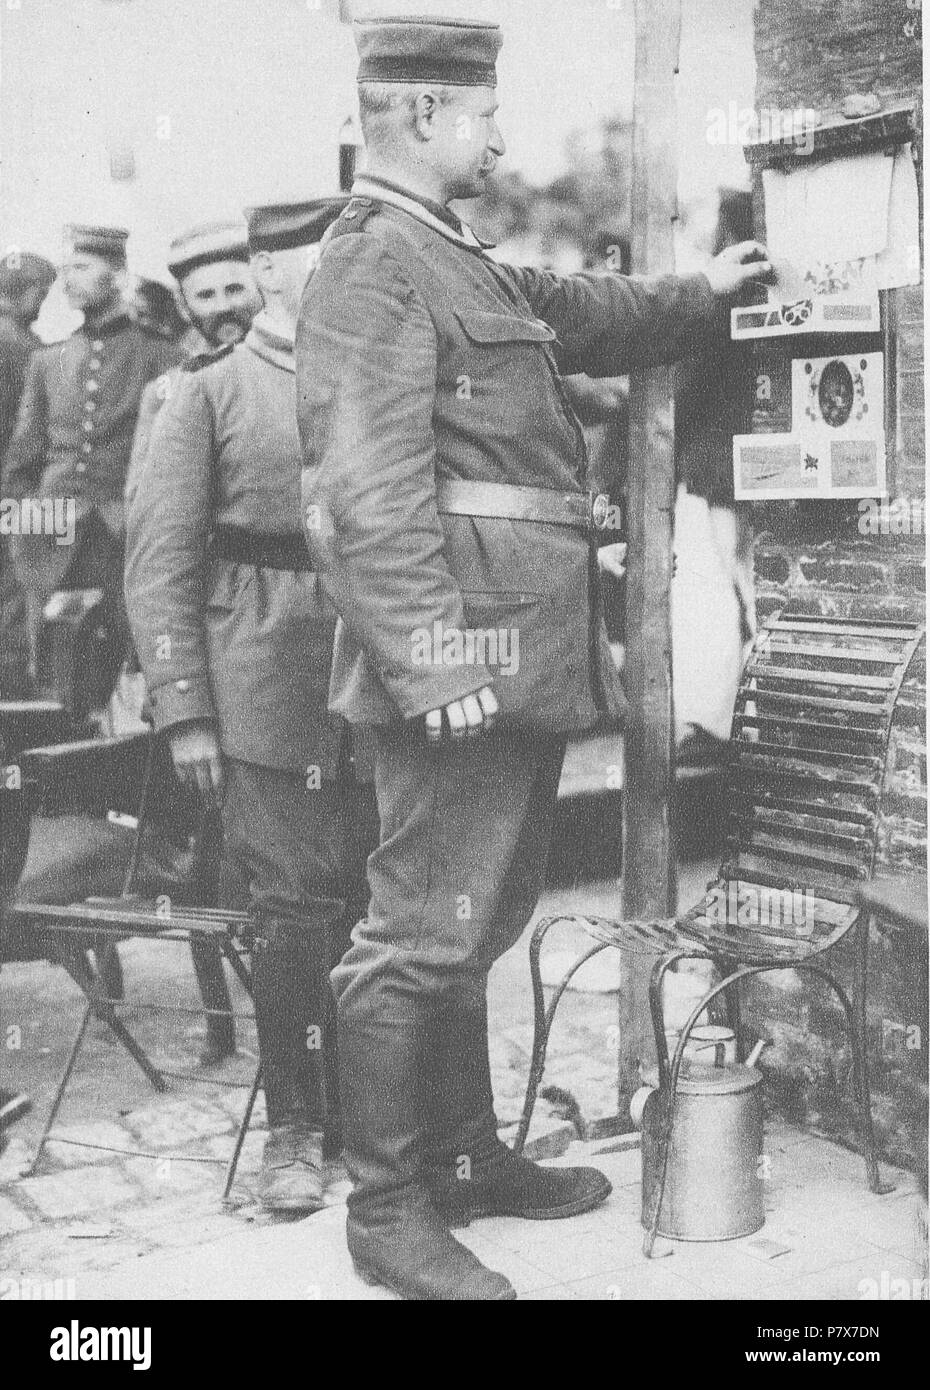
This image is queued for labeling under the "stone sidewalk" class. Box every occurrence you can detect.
[1,869,926,1300]
[2,1121,925,1301]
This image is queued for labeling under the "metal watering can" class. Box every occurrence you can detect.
[633,1039,768,1242]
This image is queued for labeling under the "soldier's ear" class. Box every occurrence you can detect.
[412,88,442,142]
[248,250,277,297]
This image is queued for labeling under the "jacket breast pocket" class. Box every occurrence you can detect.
[453,308,556,350]
[451,309,560,430]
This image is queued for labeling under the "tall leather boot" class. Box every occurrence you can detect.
[190,936,235,1066]
[427,986,611,1224]
[336,1005,515,1301]
[251,917,325,1213]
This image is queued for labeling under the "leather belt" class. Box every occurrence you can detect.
[211,524,314,572]
[435,480,613,533]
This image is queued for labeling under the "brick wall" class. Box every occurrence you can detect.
[746,0,926,1170]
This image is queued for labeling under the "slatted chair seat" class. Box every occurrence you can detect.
[516,610,924,1255]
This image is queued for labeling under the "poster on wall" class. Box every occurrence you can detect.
[733,352,887,499]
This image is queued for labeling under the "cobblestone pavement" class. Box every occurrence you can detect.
[2,863,926,1300]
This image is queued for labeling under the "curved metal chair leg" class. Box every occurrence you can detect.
[514,920,610,1156]
[768,956,891,1195]
[854,915,890,1193]
[797,947,893,1195]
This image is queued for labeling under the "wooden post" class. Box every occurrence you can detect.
[619,0,681,1115]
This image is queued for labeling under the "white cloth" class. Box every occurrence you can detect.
[672,485,755,743]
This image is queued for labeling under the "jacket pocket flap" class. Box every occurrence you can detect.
[453,308,556,345]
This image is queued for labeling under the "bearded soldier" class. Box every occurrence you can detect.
[127,200,377,1212]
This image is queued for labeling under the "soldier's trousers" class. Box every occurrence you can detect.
[331,726,566,1208]
[222,758,376,1135]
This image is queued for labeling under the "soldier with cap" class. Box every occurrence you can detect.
[126,221,262,506]
[121,223,263,1068]
[126,198,377,1213]
[296,13,772,1299]
[1,225,181,683]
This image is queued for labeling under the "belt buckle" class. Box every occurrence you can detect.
[590,492,612,532]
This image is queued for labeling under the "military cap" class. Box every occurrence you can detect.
[63,223,129,266]
[166,220,250,281]
[245,198,349,254]
[354,14,502,86]
[0,250,56,297]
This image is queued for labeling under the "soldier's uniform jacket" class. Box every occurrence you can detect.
[296,185,720,734]
[124,327,215,513]
[125,312,345,776]
[1,312,181,537]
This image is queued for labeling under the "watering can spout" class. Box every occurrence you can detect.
[746,1038,769,1069]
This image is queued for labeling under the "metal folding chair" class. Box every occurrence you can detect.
[3,730,261,1200]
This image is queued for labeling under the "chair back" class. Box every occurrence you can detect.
[725,613,924,917]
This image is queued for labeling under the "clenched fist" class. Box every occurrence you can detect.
[168,720,225,807]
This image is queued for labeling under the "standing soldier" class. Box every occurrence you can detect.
[123,221,262,1067]
[0,250,56,697]
[296,14,771,1299]
[2,226,181,686]
[126,199,376,1214]
[126,221,262,505]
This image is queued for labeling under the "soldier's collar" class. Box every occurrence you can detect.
[79,309,132,338]
[351,175,495,252]
[245,310,295,373]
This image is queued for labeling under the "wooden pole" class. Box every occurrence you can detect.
[619,0,681,1115]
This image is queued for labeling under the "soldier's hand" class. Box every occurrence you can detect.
[704,241,773,298]
[597,542,627,580]
[425,686,498,743]
[168,721,225,807]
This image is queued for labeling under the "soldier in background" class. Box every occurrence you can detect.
[126,222,261,504]
[126,199,377,1213]
[1,225,181,692]
[121,221,263,1067]
[0,251,56,698]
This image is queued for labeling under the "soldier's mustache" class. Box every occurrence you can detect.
[203,311,253,346]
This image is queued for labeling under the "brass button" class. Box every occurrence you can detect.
[89,357,102,370]
[82,419,93,432]
[91,339,103,351]
[84,400,96,412]
[87,379,99,392]
[175,679,190,693]
[81,441,92,454]
[76,462,87,474]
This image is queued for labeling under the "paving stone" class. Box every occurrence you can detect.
[566,1261,697,1300]
[122,1154,222,1198]
[122,1096,234,1148]
[17,1165,139,1219]
[44,1121,137,1168]
[0,1192,32,1235]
